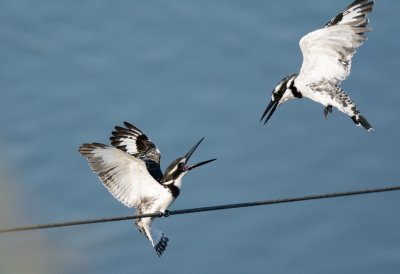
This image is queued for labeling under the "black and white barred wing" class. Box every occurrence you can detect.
[110,121,163,182]
[79,143,164,208]
[297,0,373,85]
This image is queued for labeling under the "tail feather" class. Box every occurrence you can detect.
[148,226,169,257]
[351,114,373,131]
[323,86,373,132]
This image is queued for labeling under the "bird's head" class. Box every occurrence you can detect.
[260,74,299,124]
[160,138,216,189]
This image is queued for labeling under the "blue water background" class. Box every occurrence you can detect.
[0,1,399,273]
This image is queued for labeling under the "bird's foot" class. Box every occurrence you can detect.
[157,210,170,217]
[324,105,332,119]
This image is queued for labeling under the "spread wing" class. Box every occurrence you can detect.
[79,143,165,208]
[110,122,163,182]
[297,0,373,86]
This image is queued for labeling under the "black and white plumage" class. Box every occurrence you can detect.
[79,121,216,257]
[261,0,374,131]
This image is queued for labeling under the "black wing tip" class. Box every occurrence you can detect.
[110,121,144,142]
[347,0,374,11]
[123,121,142,132]
[79,142,107,150]
[112,121,140,133]
[325,0,374,28]
[78,142,108,156]
[354,0,374,14]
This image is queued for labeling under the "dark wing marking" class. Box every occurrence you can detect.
[110,121,163,182]
[325,0,373,28]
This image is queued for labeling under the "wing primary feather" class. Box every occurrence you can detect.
[109,122,163,182]
[79,143,165,208]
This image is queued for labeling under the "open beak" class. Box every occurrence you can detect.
[260,99,278,125]
[182,138,217,171]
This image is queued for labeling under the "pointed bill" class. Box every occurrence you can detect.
[182,138,216,170]
[184,137,204,160]
[260,99,279,125]
[184,158,217,171]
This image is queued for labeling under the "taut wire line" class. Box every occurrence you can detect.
[1,185,399,234]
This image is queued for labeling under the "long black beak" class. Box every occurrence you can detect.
[183,138,217,171]
[260,99,278,125]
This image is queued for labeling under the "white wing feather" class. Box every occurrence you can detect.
[297,0,372,85]
[79,143,165,208]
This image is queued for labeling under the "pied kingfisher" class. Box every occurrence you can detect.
[79,121,216,257]
[261,0,374,131]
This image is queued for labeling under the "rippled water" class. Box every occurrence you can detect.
[1,1,399,273]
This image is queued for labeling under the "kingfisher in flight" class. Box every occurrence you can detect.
[79,121,216,256]
[261,0,374,131]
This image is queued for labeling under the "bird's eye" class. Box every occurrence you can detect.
[178,162,184,170]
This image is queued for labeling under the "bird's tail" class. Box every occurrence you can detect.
[147,226,169,257]
[351,113,373,132]
[331,87,373,132]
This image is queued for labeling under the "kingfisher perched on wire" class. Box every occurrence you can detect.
[79,121,216,257]
[260,0,374,131]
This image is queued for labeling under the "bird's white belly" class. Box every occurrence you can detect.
[297,83,333,107]
[140,191,175,215]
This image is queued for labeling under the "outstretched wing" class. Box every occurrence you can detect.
[297,0,373,86]
[79,143,165,208]
[110,122,163,182]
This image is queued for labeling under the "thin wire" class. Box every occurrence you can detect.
[1,185,399,234]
